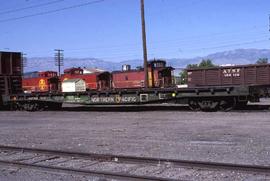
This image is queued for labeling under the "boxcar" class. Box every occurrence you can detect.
[187,64,270,87]
[0,51,22,95]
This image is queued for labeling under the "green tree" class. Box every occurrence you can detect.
[256,58,268,64]
[198,59,216,68]
[179,59,216,84]
[179,64,198,84]
[187,64,199,69]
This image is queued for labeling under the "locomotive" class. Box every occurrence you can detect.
[112,60,174,89]
[22,59,174,92]
[22,71,58,93]
[61,67,111,90]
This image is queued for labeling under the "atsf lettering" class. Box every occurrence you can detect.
[223,68,240,77]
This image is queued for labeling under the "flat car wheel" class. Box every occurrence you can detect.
[188,100,201,111]
[219,98,236,111]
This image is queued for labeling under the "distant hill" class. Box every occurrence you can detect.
[25,49,270,72]
[204,49,270,65]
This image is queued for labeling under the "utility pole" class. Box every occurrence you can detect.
[140,0,149,88]
[54,49,64,76]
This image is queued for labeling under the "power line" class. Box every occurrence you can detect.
[16,33,269,58]
[48,27,268,52]
[0,0,65,15]
[52,35,268,56]
[0,0,105,23]
[148,35,270,51]
[28,32,266,55]
[24,37,269,60]
[185,39,269,51]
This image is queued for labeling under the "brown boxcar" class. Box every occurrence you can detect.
[0,51,22,75]
[187,64,270,87]
[0,51,22,95]
[112,60,174,89]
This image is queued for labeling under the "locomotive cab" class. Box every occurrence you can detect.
[148,60,174,88]
[63,67,83,75]
[96,72,111,90]
[40,71,59,92]
[62,67,111,91]
[158,68,174,87]
[22,71,59,93]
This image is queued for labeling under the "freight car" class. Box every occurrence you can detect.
[112,60,174,89]
[186,64,270,110]
[0,51,22,109]
[61,67,111,90]
[22,71,59,93]
[187,64,270,87]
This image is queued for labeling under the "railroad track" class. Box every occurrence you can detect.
[0,145,270,180]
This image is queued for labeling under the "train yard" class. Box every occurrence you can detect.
[1,51,270,180]
[2,51,270,112]
[1,0,270,180]
[1,110,270,180]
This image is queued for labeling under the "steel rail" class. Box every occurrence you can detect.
[0,145,270,174]
[0,160,177,181]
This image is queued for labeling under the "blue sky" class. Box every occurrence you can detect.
[0,0,269,61]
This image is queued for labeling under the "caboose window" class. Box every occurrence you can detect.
[154,62,165,68]
[125,76,128,81]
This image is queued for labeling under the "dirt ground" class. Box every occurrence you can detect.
[0,110,270,180]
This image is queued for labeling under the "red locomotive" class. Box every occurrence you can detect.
[61,67,111,90]
[22,60,174,93]
[22,71,59,93]
[112,60,174,89]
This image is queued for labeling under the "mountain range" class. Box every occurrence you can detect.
[24,49,270,73]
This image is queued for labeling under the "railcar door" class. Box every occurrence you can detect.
[158,68,173,88]
[97,72,111,90]
[48,77,59,92]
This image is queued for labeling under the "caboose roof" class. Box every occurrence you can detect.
[62,78,84,83]
[148,59,166,63]
[83,68,105,74]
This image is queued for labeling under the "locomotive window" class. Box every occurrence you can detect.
[153,62,165,68]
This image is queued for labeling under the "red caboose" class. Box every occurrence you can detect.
[61,67,111,90]
[112,60,174,89]
[22,71,59,93]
